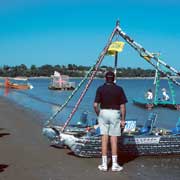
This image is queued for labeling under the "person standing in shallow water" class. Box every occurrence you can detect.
[93,71,128,172]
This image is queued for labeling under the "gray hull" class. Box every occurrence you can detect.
[70,135,180,157]
[43,127,180,157]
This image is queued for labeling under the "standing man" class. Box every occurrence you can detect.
[94,71,127,172]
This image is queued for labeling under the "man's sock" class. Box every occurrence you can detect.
[112,155,118,165]
[102,155,107,166]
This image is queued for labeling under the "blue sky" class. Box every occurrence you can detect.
[0,0,180,69]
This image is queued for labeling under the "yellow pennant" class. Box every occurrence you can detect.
[107,41,125,56]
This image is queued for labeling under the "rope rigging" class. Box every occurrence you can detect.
[45,20,180,130]
[61,25,118,132]
[116,23,180,86]
[45,23,118,128]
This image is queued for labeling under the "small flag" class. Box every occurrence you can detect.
[107,41,125,55]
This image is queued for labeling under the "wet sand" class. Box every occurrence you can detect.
[0,97,180,180]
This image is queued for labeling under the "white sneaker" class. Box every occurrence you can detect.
[98,164,107,171]
[112,163,123,172]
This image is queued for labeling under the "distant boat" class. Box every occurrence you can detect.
[133,60,180,110]
[48,71,75,90]
[4,77,33,90]
[132,98,180,110]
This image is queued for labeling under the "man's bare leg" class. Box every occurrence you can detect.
[98,135,109,171]
[102,135,108,156]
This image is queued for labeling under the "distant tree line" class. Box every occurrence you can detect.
[0,64,156,77]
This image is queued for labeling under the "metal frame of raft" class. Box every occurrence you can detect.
[43,21,180,157]
[43,112,180,157]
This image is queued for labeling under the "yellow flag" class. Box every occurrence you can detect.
[107,41,125,56]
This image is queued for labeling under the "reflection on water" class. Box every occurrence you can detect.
[4,88,9,96]
[0,78,179,128]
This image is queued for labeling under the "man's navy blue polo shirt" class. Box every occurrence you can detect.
[94,82,128,110]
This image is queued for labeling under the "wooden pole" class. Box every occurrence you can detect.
[114,51,118,83]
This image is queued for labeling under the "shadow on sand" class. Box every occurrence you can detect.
[0,130,10,173]
[51,145,138,165]
[118,153,138,165]
[0,133,10,138]
[0,164,9,173]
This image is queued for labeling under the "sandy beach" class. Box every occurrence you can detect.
[0,97,180,180]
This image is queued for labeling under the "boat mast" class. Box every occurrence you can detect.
[114,51,118,82]
[167,74,176,105]
[153,56,177,106]
[116,25,180,86]
[153,53,160,106]
[61,21,120,132]
[113,20,121,83]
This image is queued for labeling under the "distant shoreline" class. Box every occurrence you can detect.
[1,76,179,80]
[0,76,155,80]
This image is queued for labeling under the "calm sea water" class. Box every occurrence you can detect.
[0,78,180,129]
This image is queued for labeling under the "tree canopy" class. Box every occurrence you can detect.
[0,64,155,78]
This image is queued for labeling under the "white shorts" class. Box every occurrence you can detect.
[98,109,121,136]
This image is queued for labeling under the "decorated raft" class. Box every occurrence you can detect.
[133,55,180,110]
[48,71,75,90]
[43,113,180,157]
[132,98,180,110]
[43,21,180,157]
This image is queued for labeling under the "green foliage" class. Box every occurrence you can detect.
[0,64,155,77]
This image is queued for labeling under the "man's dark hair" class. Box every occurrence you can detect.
[105,71,115,82]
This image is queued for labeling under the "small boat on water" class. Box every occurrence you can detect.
[133,59,180,110]
[48,71,75,90]
[4,77,33,90]
[133,98,180,110]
